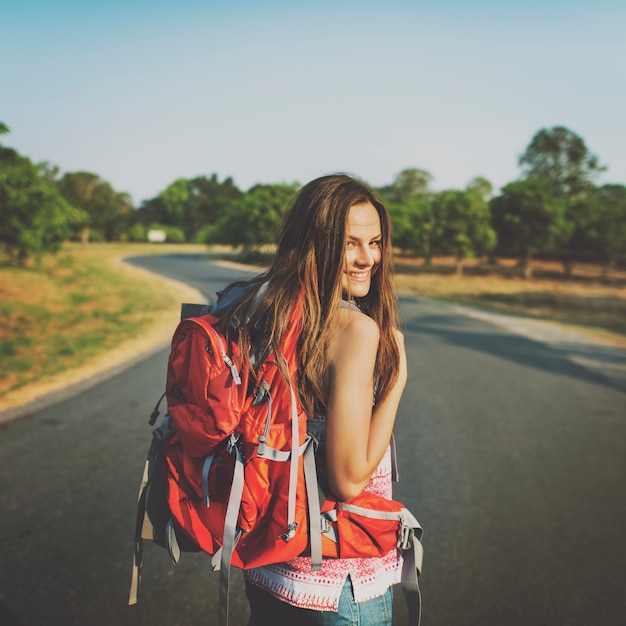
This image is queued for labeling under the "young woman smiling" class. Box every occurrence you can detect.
[216,174,407,626]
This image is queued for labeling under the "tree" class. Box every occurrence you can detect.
[56,171,132,242]
[56,171,100,208]
[206,183,297,252]
[134,195,168,231]
[593,184,626,276]
[388,197,435,261]
[490,179,570,278]
[518,126,606,199]
[562,184,626,276]
[89,185,133,241]
[37,161,61,184]
[0,145,86,263]
[379,168,433,203]
[466,176,493,201]
[186,175,243,241]
[56,171,100,242]
[157,178,190,235]
[134,174,244,242]
[560,194,599,275]
[431,189,495,276]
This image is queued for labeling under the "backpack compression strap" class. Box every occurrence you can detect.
[215,434,246,626]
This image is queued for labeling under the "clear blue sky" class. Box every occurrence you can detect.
[2,0,625,204]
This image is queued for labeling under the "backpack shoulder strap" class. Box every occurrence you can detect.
[180,303,211,319]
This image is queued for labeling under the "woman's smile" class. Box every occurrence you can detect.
[341,202,382,299]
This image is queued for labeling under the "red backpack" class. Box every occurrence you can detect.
[129,291,423,625]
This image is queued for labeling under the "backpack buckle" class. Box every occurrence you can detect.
[398,521,415,551]
[307,431,320,451]
[320,515,332,534]
[252,379,271,405]
[280,521,299,541]
[226,433,240,455]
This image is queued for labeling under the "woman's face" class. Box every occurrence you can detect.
[341,202,382,299]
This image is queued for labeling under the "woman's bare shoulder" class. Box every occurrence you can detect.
[328,308,379,362]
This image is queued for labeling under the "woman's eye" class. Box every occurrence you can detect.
[371,240,382,247]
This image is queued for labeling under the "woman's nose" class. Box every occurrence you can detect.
[355,245,375,266]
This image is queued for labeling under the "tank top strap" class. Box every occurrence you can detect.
[340,298,361,312]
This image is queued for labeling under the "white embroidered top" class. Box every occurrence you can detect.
[244,417,403,611]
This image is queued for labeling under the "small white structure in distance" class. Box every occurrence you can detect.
[147,229,167,243]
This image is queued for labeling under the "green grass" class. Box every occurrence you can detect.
[0,243,205,396]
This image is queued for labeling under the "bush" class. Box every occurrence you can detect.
[163,226,186,243]
[127,224,147,242]
[194,223,219,244]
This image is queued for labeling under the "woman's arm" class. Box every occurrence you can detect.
[324,309,407,501]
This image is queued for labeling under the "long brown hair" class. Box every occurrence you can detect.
[219,174,400,415]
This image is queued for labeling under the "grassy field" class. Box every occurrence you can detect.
[1,243,625,410]
[0,243,206,408]
[394,255,626,343]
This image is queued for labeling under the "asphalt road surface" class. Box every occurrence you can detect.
[1,253,625,626]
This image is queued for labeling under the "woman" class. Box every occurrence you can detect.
[219,174,407,626]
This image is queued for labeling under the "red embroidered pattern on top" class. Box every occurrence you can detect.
[245,437,403,611]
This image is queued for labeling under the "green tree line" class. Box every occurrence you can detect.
[1,122,625,277]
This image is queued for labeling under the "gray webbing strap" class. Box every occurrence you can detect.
[213,330,242,385]
[202,451,217,507]
[218,442,245,626]
[285,379,299,539]
[399,508,423,626]
[165,519,181,563]
[302,437,322,570]
[128,456,150,605]
[401,539,422,626]
[210,527,243,572]
[253,438,310,461]
[390,432,399,482]
[338,503,407,519]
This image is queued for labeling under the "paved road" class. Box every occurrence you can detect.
[1,254,625,626]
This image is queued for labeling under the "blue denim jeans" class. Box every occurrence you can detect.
[246,576,393,626]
